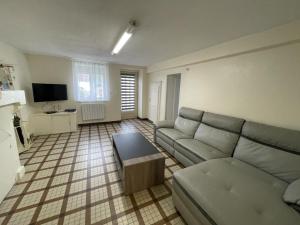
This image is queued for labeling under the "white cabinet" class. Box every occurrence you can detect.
[52,114,71,134]
[31,111,77,135]
[32,115,52,135]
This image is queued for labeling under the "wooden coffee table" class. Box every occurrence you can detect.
[112,132,165,194]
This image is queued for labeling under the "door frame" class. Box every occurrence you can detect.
[120,70,139,120]
[165,73,181,121]
[148,81,162,123]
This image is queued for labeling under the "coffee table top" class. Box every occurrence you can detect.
[112,132,160,161]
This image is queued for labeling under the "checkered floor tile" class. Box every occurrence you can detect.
[0,119,186,225]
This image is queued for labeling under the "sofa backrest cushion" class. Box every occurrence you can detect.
[194,112,244,155]
[234,121,300,183]
[241,121,300,153]
[174,117,200,136]
[195,124,239,155]
[201,112,245,133]
[178,107,204,122]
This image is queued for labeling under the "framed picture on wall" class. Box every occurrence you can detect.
[0,65,14,91]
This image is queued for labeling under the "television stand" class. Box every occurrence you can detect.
[31,110,77,135]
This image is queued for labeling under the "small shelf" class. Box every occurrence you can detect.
[0,90,26,107]
[31,111,77,135]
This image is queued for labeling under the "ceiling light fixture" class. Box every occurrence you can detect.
[111,20,137,55]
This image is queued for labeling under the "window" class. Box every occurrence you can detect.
[73,61,110,102]
[121,73,136,111]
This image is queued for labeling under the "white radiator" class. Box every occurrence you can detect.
[81,103,105,121]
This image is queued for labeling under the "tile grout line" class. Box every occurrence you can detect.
[98,123,118,225]
[30,132,71,224]
[35,190,176,225]
[57,127,83,225]
[112,120,177,225]
[148,188,172,225]
[111,122,146,225]
[0,119,184,225]
[15,155,117,186]
[85,125,91,224]
[1,134,53,225]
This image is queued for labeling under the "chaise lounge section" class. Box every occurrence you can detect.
[155,107,300,225]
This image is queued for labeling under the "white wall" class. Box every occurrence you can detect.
[0,42,29,201]
[138,70,148,119]
[26,54,147,124]
[0,105,23,202]
[0,41,33,120]
[147,20,300,130]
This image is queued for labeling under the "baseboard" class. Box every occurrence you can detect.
[78,118,153,126]
[78,120,122,126]
[137,117,153,123]
[16,166,25,182]
[137,116,147,120]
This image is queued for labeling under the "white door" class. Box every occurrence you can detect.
[148,81,162,123]
[121,72,138,119]
[165,74,181,121]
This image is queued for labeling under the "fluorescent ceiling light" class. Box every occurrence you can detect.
[112,32,132,55]
[111,21,136,55]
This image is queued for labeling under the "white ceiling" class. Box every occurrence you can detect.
[0,0,300,66]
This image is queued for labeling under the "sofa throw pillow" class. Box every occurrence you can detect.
[283,179,300,209]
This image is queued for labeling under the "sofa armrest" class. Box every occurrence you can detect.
[154,120,174,143]
[155,120,175,129]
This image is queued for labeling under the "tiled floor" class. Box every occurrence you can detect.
[0,119,185,225]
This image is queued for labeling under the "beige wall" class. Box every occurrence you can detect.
[147,20,300,130]
[26,54,147,124]
[0,41,29,200]
[0,41,33,120]
[138,70,148,119]
[0,105,23,202]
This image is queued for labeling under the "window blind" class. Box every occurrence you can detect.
[121,74,136,111]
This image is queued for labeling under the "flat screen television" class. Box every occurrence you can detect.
[32,83,68,102]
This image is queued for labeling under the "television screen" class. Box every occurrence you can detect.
[32,83,68,102]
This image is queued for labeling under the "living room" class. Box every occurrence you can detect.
[0,1,299,225]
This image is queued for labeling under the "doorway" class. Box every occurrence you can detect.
[148,81,162,123]
[165,73,181,121]
[121,71,138,119]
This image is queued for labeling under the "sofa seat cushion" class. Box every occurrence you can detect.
[156,128,191,146]
[173,158,300,225]
[174,139,227,163]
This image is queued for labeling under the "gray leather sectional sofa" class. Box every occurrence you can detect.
[154,107,300,225]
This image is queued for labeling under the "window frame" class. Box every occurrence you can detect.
[72,61,110,102]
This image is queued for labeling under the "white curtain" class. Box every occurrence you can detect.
[73,61,110,102]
